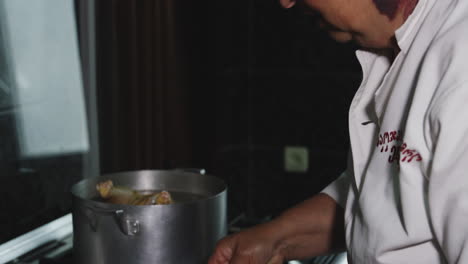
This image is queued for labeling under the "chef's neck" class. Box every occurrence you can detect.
[389,0,419,59]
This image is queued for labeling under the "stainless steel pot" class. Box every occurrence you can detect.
[71,170,227,264]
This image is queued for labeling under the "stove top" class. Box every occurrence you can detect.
[7,235,74,264]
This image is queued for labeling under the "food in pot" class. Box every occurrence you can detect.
[96,180,172,205]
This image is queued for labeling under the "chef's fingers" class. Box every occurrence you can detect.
[279,0,296,9]
[208,241,234,264]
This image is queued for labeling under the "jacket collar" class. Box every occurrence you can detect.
[394,0,437,54]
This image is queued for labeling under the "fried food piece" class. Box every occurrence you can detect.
[154,191,172,205]
[96,180,173,205]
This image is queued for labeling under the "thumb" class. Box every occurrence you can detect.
[267,254,284,264]
[208,237,236,264]
[279,0,296,9]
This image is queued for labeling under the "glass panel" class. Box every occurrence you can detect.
[5,0,89,157]
[0,0,91,244]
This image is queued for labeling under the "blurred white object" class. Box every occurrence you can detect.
[0,214,72,263]
[1,0,89,157]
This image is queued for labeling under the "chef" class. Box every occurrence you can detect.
[209,0,468,263]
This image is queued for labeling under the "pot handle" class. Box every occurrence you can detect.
[83,205,140,236]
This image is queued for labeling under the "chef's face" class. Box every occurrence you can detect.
[280,0,402,49]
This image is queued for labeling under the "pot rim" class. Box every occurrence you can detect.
[71,169,227,207]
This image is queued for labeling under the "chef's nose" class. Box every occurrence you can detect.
[279,0,296,9]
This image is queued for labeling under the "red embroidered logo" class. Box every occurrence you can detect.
[376,130,422,163]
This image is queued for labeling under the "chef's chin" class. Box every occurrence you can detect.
[351,35,397,50]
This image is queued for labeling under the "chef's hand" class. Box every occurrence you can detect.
[208,221,287,264]
[209,194,345,264]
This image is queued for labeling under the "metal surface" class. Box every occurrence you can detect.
[0,214,72,263]
[71,170,227,264]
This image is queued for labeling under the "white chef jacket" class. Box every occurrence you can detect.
[322,0,468,263]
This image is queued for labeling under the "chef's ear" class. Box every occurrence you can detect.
[279,0,296,9]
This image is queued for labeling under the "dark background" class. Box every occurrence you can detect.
[95,0,361,220]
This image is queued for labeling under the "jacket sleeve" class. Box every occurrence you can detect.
[427,82,468,263]
[320,171,350,208]
[320,149,353,208]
